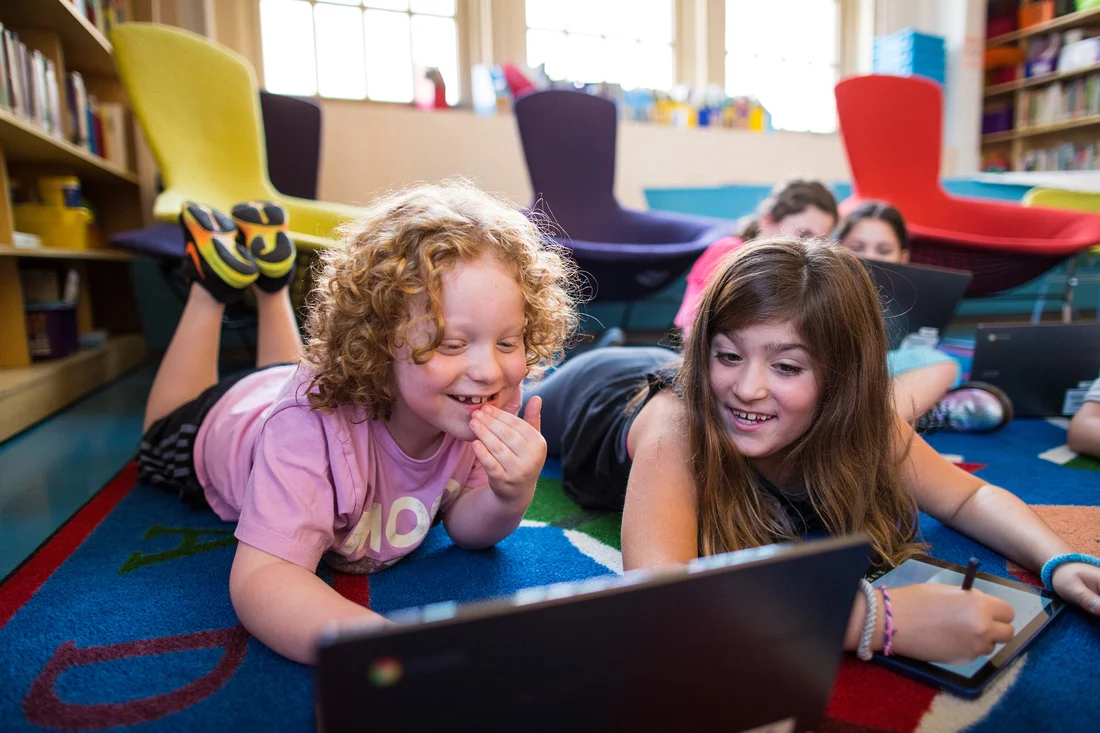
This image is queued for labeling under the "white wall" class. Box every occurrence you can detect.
[318,101,852,209]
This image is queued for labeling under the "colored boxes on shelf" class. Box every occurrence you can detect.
[873,29,947,87]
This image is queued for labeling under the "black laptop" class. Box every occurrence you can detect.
[315,535,870,733]
[970,322,1100,417]
[863,260,973,350]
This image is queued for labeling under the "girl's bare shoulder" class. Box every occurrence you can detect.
[628,389,691,456]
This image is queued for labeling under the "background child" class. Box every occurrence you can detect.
[835,201,1012,434]
[673,178,838,330]
[527,238,1100,665]
[1068,376,1100,458]
[137,181,577,664]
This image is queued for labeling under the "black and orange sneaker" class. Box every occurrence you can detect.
[231,201,296,292]
[179,202,259,303]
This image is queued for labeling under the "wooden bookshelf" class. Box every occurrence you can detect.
[986,6,1100,46]
[0,335,146,444]
[0,244,135,261]
[981,3,1100,172]
[0,0,149,443]
[0,1,114,76]
[0,108,138,184]
[983,61,1100,97]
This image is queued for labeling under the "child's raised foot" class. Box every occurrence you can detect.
[179,202,259,304]
[232,200,296,292]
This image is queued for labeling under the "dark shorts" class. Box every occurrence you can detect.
[523,346,680,510]
[135,363,291,508]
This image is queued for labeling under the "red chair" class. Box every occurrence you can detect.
[834,74,1100,296]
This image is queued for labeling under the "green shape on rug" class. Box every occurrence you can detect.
[119,525,237,574]
[525,477,581,523]
[576,514,623,551]
[1065,454,1100,472]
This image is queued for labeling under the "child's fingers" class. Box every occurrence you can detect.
[471,414,520,469]
[477,406,539,453]
[472,440,504,477]
[522,396,542,434]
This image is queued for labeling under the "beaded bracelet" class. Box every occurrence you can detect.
[857,578,877,661]
[878,585,894,657]
[1040,553,1100,590]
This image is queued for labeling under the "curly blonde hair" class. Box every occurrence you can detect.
[302,179,579,419]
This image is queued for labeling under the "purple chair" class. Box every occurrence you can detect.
[514,90,733,328]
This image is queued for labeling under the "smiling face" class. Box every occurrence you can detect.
[388,257,528,458]
[708,320,821,483]
[840,218,908,263]
[758,206,837,241]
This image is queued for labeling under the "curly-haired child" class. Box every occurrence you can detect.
[136,180,577,663]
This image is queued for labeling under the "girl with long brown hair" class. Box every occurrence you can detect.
[526,237,1100,664]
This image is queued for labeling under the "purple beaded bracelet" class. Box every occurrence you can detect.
[878,585,894,657]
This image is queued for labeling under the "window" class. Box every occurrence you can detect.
[259,0,459,104]
[725,0,839,133]
[525,0,674,91]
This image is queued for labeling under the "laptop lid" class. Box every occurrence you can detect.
[971,322,1100,417]
[315,535,870,733]
[863,260,973,350]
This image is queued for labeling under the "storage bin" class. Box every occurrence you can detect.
[983,105,1015,134]
[25,303,79,361]
[1020,1,1055,29]
[12,204,94,250]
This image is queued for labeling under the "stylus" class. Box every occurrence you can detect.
[961,557,980,591]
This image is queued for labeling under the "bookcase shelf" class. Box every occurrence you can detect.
[0,0,148,444]
[0,108,137,183]
[0,1,114,76]
[981,3,1100,173]
[0,244,134,261]
[986,6,1100,46]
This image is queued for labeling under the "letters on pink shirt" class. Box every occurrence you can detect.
[193,366,488,573]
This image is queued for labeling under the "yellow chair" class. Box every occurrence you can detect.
[1022,187,1100,322]
[110,23,364,250]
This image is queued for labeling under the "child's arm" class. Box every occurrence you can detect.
[229,541,387,665]
[1067,401,1100,458]
[621,392,699,570]
[444,396,546,549]
[896,414,1100,615]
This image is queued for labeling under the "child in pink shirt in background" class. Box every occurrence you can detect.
[673,179,838,330]
[136,180,577,664]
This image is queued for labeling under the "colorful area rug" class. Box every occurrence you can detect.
[0,419,1097,732]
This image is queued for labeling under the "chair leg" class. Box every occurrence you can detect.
[1061,256,1080,323]
[620,301,636,331]
[1031,276,1050,324]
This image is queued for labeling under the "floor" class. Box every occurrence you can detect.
[0,366,155,580]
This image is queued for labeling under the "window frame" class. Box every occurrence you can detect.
[720,0,844,134]
[254,0,471,105]
[243,0,865,122]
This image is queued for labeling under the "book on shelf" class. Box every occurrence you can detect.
[76,0,128,36]
[98,102,129,170]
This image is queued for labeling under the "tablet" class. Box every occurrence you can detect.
[867,556,1065,698]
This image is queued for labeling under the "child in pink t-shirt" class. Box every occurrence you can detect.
[673,179,839,331]
[137,181,577,663]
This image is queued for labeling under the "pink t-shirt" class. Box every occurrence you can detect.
[672,236,745,332]
[193,366,488,573]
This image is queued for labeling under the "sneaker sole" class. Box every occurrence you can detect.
[181,203,259,289]
[232,201,295,280]
[962,381,1015,432]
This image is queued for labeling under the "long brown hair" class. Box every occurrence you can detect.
[739,179,839,240]
[678,237,922,569]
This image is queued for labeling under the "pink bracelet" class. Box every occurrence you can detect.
[878,585,894,657]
